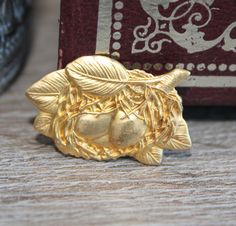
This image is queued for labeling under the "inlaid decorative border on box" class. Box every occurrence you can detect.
[95,0,236,88]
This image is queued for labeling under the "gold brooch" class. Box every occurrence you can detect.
[26,55,191,165]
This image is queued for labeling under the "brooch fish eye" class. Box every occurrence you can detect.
[26,55,192,165]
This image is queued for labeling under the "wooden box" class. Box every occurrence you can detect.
[59,0,236,105]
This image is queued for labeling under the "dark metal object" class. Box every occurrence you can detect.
[0,0,31,93]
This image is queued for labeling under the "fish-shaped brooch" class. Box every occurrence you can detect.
[26,55,192,165]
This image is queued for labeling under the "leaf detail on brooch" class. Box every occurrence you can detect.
[156,69,190,93]
[26,70,68,113]
[34,112,54,138]
[134,146,163,165]
[161,117,192,150]
[66,56,129,96]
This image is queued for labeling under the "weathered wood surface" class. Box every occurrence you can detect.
[0,1,236,226]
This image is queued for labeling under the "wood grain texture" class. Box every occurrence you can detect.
[0,1,236,226]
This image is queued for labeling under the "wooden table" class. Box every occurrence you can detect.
[0,1,235,225]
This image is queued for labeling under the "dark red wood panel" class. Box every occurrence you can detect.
[58,0,99,68]
[59,0,236,106]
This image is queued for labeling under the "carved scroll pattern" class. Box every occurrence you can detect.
[132,0,236,54]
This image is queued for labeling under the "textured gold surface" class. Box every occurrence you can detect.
[26,55,191,165]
